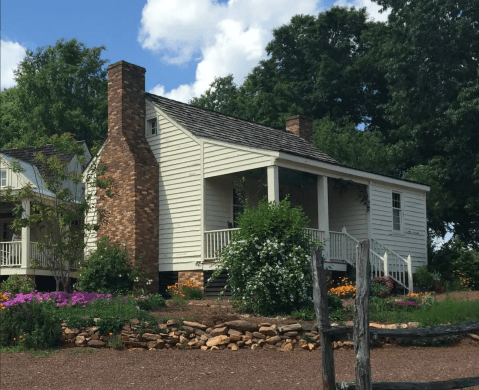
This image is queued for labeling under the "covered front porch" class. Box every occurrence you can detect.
[0,200,80,277]
[202,165,413,291]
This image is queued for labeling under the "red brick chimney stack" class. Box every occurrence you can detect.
[285,115,313,144]
[96,60,159,293]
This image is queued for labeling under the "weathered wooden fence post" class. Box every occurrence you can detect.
[311,248,336,390]
[354,240,372,390]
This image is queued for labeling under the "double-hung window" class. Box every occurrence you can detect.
[146,118,157,136]
[0,170,6,187]
[392,192,402,233]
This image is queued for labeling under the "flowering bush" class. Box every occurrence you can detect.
[74,237,150,295]
[387,292,435,310]
[167,280,203,300]
[0,292,8,311]
[212,197,318,315]
[329,277,356,298]
[2,291,114,308]
[370,276,394,298]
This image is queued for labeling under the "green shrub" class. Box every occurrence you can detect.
[0,275,35,294]
[431,239,479,290]
[290,294,343,321]
[0,299,61,349]
[74,237,148,295]
[96,316,127,334]
[135,293,166,311]
[212,197,318,315]
[182,286,204,300]
[414,266,435,291]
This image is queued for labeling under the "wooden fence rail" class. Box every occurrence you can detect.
[311,241,479,390]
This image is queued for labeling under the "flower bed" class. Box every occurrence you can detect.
[2,291,115,308]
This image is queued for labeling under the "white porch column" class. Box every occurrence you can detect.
[21,199,31,269]
[317,176,330,260]
[267,165,279,204]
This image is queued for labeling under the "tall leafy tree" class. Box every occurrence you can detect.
[0,38,108,149]
[373,0,479,244]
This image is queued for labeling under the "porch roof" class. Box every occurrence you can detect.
[146,93,339,166]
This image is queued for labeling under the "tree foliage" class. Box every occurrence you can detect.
[191,2,479,246]
[0,38,108,149]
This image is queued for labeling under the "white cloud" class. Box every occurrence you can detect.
[140,0,389,103]
[333,0,389,22]
[1,40,27,90]
[140,0,320,102]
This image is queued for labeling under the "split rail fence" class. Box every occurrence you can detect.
[311,242,479,390]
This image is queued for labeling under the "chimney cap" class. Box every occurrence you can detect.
[107,60,146,73]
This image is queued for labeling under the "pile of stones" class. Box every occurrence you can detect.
[61,319,342,351]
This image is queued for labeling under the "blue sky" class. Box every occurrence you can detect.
[2,0,387,102]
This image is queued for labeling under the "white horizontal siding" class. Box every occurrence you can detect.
[146,105,202,270]
[370,183,427,269]
[205,176,234,231]
[203,142,273,177]
[328,181,369,241]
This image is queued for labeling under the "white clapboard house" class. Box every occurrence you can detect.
[0,143,91,283]
[84,61,429,294]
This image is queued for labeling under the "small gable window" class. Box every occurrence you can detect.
[147,118,157,136]
[392,192,402,233]
[0,170,6,187]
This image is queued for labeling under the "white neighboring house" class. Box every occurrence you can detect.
[84,61,430,294]
[0,143,91,280]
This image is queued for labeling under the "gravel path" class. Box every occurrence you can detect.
[1,341,478,390]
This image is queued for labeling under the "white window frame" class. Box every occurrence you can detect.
[0,169,6,187]
[146,118,157,137]
[392,191,403,234]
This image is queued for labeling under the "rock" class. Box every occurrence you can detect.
[87,339,105,348]
[200,335,209,341]
[384,324,397,329]
[130,318,140,325]
[158,324,168,330]
[74,336,85,346]
[210,327,228,337]
[206,335,230,347]
[126,341,147,348]
[195,328,206,336]
[224,320,258,333]
[142,333,160,341]
[147,341,158,349]
[128,348,144,352]
[122,324,131,331]
[166,319,179,326]
[197,340,206,347]
[469,334,479,341]
[369,323,383,329]
[100,336,109,342]
[284,331,298,338]
[243,332,252,340]
[229,334,242,343]
[157,340,165,349]
[183,321,207,330]
[266,335,282,345]
[308,343,316,351]
[259,322,272,327]
[90,333,100,340]
[281,342,294,351]
[259,327,277,337]
[407,322,419,328]
[179,335,189,344]
[244,339,253,346]
[237,341,245,348]
[188,340,198,347]
[251,344,262,350]
[200,346,208,351]
[64,333,76,340]
[210,346,219,350]
[182,326,195,333]
[228,329,243,337]
[228,343,239,351]
[302,323,315,331]
[252,332,266,339]
[121,336,129,342]
[65,328,79,335]
[342,341,353,348]
[278,324,302,333]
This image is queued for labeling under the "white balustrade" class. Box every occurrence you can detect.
[0,241,22,266]
[204,228,240,260]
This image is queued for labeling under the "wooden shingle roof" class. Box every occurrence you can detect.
[146,93,339,165]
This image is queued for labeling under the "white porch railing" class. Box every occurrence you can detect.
[30,243,50,268]
[204,228,240,260]
[203,227,413,292]
[0,241,22,266]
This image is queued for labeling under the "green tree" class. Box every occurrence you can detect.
[373,0,479,244]
[0,38,108,149]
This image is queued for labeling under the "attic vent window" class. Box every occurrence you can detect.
[147,118,157,136]
[0,170,6,187]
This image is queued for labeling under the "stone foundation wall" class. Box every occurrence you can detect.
[178,271,204,290]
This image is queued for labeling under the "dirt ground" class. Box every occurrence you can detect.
[1,291,478,390]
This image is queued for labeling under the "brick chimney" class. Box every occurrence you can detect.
[96,61,159,293]
[285,115,313,144]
